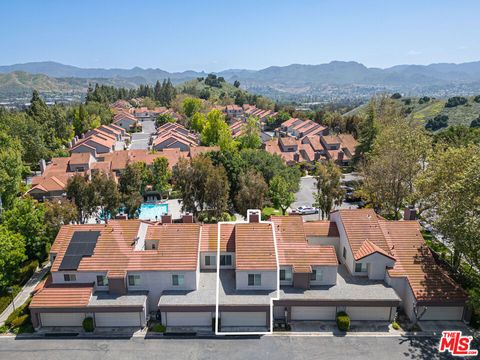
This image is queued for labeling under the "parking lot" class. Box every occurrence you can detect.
[292,174,362,221]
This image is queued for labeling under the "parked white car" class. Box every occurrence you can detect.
[294,206,318,215]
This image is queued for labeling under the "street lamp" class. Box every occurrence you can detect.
[7,287,15,312]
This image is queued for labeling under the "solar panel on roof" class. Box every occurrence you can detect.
[59,255,83,271]
[58,231,100,271]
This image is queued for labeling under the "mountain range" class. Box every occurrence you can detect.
[2,60,480,103]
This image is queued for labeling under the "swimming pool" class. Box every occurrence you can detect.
[138,203,169,220]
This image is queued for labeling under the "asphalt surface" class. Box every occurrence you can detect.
[129,120,156,150]
[0,335,458,360]
[293,175,361,221]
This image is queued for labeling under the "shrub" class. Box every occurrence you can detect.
[418,96,431,104]
[474,95,480,103]
[82,317,94,332]
[336,311,350,331]
[445,96,467,108]
[471,117,480,128]
[10,314,30,328]
[152,324,166,333]
[5,300,30,327]
[425,115,448,131]
[391,93,402,99]
[391,321,400,330]
[0,325,8,333]
[18,260,39,285]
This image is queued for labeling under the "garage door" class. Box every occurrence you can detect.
[419,306,464,321]
[41,312,85,327]
[95,312,142,327]
[346,307,392,321]
[166,312,212,327]
[221,312,267,327]
[291,306,336,320]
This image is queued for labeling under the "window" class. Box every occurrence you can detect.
[205,255,216,266]
[172,274,185,286]
[280,268,292,281]
[63,274,76,282]
[355,263,367,273]
[151,243,156,250]
[248,274,261,286]
[311,269,323,281]
[128,274,141,286]
[343,247,347,259]
[96,275,108,287]
[220,255,232,266]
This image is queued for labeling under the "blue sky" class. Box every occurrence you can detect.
[1,0,479,72]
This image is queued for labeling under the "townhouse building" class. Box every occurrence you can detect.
[30,209,468,331]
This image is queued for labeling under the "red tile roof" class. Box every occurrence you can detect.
[200,224,235,252]
[303,221,340,237]
[235,223,277,270]
[381,220,467,303]
[336,209,394,261]
[30,283,93,308]
[272,216,338,271]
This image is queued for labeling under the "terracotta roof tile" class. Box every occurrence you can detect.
[30,283,93,308]
[235,223,277,270]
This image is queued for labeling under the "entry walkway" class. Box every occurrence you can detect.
[0,262,50,325]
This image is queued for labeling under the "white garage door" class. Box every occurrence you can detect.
[166,312,212,327]
[221,312,267,327]
[291,306,336,320]
[346,307,392,321]
[41,312,85,327]
[419,306,464,321]
[95,312,141,327]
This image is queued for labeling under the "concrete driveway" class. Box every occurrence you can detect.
[129,120,156,150]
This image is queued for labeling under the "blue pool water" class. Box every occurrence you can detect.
[138,203,169,220]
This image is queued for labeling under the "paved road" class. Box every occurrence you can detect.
[0,335,457,360]
[0,263,50,325]
[130,120,156,150]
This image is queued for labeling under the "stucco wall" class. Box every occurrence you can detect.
[330,212,355,274]
[310,265,337,286]
[306,236,340,255]
[125,270,197,310]
[235,270,277,290]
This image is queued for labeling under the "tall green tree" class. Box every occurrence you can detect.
[91,171,121,220]
[44,199,78,242]
[0,132,24,209]
[201,109,237,151]
[190,112,207,133]
[0,225,26,289]
[3,197,48,261]
[414,144,480,270]
[238,116,262,149]
[313,161,345,219]
[182,97,203,118]
[234,170,268,217]
[268,175,296,215]
[150,157,171,193]
[360,120,431,219]
[66,174,96,223]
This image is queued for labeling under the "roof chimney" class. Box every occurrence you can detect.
[404,207,417,220]
[337,151,344,162]
[39,159,46,174]
[247,209,261,223]
[161,214,172,224]
[182,214,193,223]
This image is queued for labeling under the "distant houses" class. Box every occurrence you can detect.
[152,123,200,152]
[263,117,358,166]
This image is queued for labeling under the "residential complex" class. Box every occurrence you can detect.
[29,209,468,331]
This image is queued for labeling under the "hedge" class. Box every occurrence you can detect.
[336,311,350,331]
[83,317,94,332]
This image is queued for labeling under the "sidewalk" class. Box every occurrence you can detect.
[0,262,50,325]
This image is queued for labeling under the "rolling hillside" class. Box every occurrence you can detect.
[344,96,480,130]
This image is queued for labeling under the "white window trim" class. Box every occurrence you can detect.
[172,274,185,286]
[128,274,141,286]
[248,273,262,286]
[63,274,76,282]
